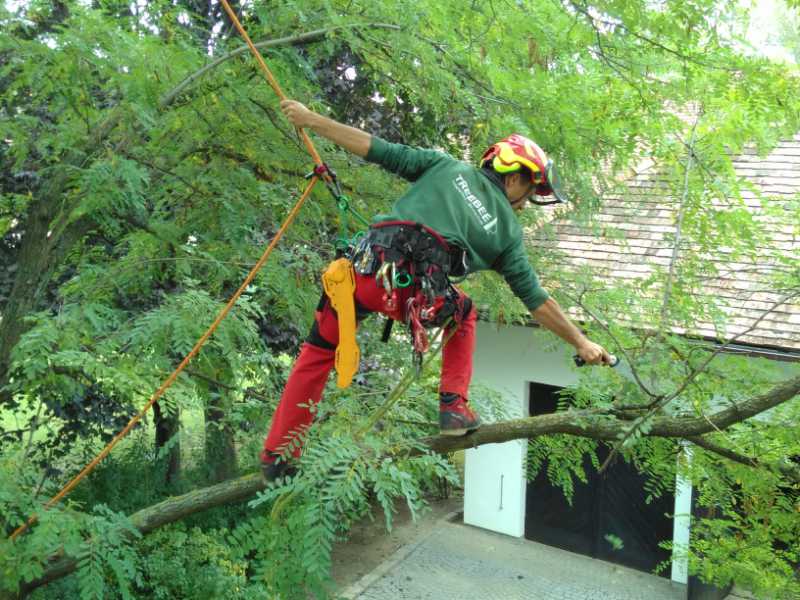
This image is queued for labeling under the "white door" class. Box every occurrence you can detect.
[464,439,526,537]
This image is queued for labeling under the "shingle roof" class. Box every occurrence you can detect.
[533,136,800,352]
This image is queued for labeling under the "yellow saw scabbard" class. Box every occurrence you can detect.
[322,257,360,388]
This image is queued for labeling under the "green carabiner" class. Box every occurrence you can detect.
[394,272,413,288]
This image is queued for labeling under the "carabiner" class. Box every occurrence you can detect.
[394,272,413,288]
[376,262,392,293]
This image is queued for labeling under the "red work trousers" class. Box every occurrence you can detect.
[261,271,476,461]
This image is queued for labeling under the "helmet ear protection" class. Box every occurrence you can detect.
[480,134,568,204]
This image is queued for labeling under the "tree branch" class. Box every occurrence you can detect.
[686,435,800,484]
[17,474,265,595]
[18,373,800,594]
[564,291,659,399]
[596,121,699,471]
[159,24,401,109]
[658,119,698,334]
[565,0,738,72]
[184,368,272,403]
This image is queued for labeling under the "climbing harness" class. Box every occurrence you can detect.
[316,217,470,387]
[350,221,471,362]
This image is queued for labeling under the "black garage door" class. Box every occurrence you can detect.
[525,382,675,576]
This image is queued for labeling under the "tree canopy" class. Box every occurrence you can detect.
[1,0,799,598]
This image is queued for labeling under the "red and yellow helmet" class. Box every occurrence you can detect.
[480,134,567,205]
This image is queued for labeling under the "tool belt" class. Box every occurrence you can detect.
[351,221,466,300]
[350,221,471,355]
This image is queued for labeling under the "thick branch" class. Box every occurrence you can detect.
[18,474,265,595]
[19,374,800,594]
[425,373,800,454]
[159,23,401,108]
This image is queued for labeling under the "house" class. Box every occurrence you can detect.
[463,135,800,596]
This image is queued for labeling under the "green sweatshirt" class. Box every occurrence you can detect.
[366,137,549,311]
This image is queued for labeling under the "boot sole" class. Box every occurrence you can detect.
[440,424,480,436]
[260,464,298,486]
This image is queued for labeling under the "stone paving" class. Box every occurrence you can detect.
[343,518,686,600]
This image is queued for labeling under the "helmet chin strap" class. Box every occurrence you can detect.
[510,196,528,211]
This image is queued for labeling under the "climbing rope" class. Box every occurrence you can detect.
[9,0,342,541]
[10,178,319,541]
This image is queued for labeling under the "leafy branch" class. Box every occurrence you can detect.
[159,24,402,109]
[599,289,800,473]
[17,373,800,595]
[685,435,800,484]
[564,0,739,72]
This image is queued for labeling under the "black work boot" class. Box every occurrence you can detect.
[260,453,298,486]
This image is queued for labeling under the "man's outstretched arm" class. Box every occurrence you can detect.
[280,99,371,158]
[531,298,612,365]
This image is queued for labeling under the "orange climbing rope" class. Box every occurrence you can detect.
[10,0,333,541]
[218,0,327,169]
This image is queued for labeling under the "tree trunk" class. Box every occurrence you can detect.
[204,389,238,483]
[153,401,181,486]
[0,195,57,391]
[0,111,121,400]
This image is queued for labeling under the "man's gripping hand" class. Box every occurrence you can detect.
[280,99,317,129]
[278,99,371,158]
[575,340,613,366]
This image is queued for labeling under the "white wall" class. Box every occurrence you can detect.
[671,442,693,584]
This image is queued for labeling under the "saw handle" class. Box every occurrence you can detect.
[573,354,619,368]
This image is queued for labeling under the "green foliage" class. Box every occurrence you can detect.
[527,433,600,504]
[662,438,800,599]
[130,525,260,600]
[1,0,800,597]
[246,432,458,598]
[76,506,141,600]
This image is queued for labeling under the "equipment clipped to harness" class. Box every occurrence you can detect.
[322,257,360,388]
[308,162,370,254]
[349,221,472,365]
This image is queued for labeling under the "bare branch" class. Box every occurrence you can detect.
[564,290,659,399]
[159,24,402,109]
[658,119,698,335]
[184,368,272,403]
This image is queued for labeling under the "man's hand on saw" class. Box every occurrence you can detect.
[575,340,613,366]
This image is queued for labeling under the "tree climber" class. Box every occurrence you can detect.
[261,99,613,483]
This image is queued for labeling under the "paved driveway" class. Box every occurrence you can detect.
[341,516,686,600]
